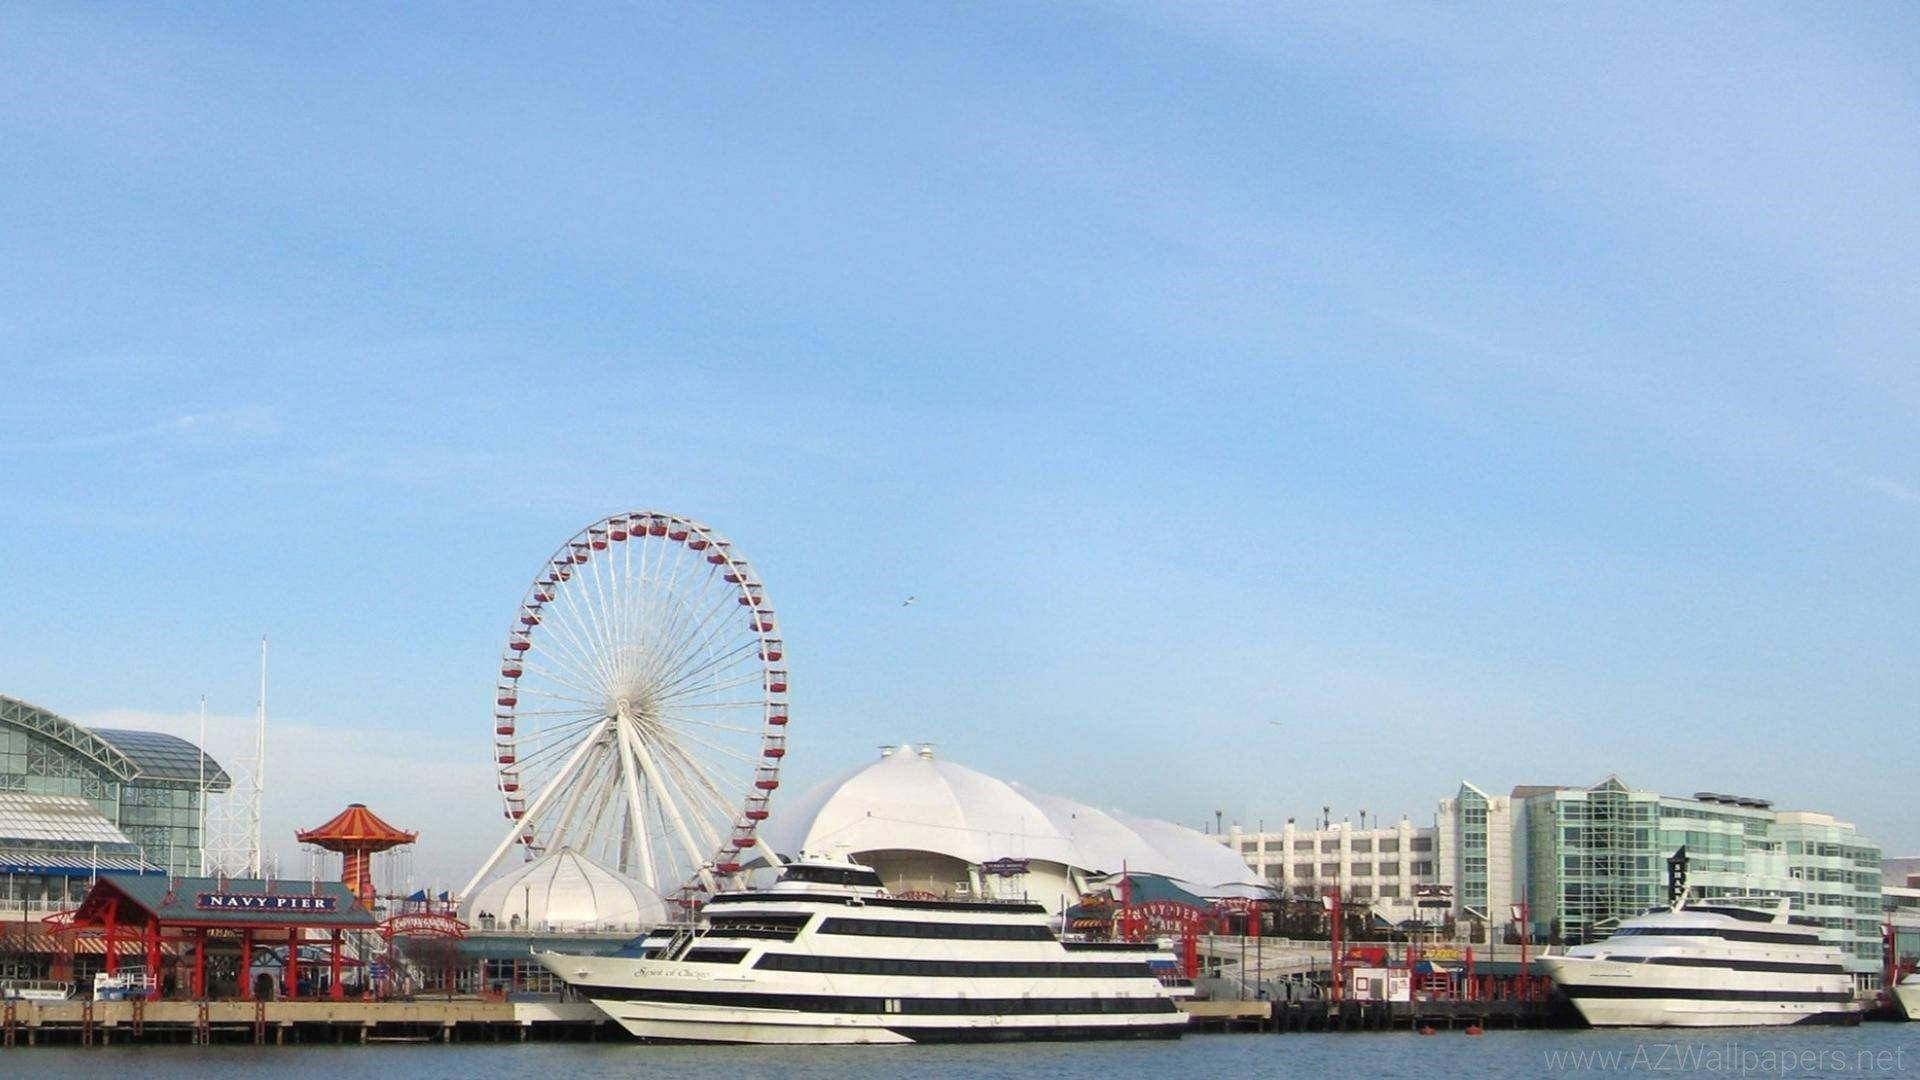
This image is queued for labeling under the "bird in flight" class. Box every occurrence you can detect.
[901,595,916,607]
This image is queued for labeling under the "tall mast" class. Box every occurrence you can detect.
[198,694,208,876]
[248,635,268,877]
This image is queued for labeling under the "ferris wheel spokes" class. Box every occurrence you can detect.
[469,511,791,910]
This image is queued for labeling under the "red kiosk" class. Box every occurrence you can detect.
[296,803,417,911]
[51,874,377,1000]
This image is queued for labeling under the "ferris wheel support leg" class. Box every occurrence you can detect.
[747,835,785,871]
[622,721,721,894]
[611,712,660,891]
[462,714,614,900]
[548,742,607,851]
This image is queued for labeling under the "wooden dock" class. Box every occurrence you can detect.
[0,999,612,1046]
[1,995,1576,1046]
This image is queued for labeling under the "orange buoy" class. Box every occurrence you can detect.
[1465,1025,1484,1036]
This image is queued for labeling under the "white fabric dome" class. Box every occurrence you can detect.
[1106,809,1269,892]
[462,847,666,931]
[765,745,1076,867]
[765,745,1266,896]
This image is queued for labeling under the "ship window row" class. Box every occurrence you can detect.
[704,913,814,940]
[681,948,749,965]
[1613,927,1817,945]
[779,866,887,888]
[753,952,1152,979]
[818,917,1053,941]
[594,985,1179,1016]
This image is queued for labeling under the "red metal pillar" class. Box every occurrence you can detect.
[286,929,300,1000]
[145,918,162,1000]
[193,928,207,999]
[1327,890,1342,1004]
[1464,945,1475,1002]
[241,927,254,999]
[329,929,343,1001]
[104,900,118,976]
[1518,901,1531,1000]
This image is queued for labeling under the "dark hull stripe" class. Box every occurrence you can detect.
[585,985,1179,1016]
[617,1021,1188,1045]
[1642,957,1847,975]
[753,952,1152,979]
[1560,985,1853,1003]
[885,1022,1188,1043]
[1616,928,1820,945]
[705,893,1047,914]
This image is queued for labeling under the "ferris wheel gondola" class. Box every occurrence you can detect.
[460,512,789,906]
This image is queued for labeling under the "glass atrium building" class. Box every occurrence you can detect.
[0,694,230,890]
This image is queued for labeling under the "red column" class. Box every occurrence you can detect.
[193,928,207,999]
[329,930,343,1001]
[1327,890,1342,1004]
[145,918,162,1000]
[241,927,254,999]
[104,901,119,976]
[286,929,300,999]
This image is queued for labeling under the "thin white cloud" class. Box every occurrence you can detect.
[5,405,278,454]
[1862,476,1920,506]
[73,707,498,890]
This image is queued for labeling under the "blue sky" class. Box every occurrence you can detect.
[3,5,1916,885]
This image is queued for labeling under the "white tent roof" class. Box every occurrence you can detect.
[766,746,1267,895]
[462,846,666,931]
[764,745,1076,867]
[1106,809,1269,891]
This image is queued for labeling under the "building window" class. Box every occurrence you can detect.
[1293,863,1312,878]
[1350,864,1372,877]
[1411,861,1434,875]
[1377,885,1400,899]
[1379,838,1400,853]
[1293,840,1313,852]
[1320,862,1339,877]
[1351,839,1373,853]
[1410,837,1433,853]
[1320,839,1339,854]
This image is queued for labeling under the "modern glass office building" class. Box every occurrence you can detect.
[1436,781,1516,935]
[0,694,229,884]
[1500,776,1883,987]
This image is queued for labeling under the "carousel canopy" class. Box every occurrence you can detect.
[296,803,417,852]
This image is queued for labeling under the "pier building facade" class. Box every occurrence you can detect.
[1221,817,1439,924]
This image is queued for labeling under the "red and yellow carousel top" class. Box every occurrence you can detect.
[296,803,417,852]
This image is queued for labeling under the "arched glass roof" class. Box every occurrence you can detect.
[92,728,231,787]
[0,694,230,788]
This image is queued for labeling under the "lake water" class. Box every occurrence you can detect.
[11,1026,1920,1078]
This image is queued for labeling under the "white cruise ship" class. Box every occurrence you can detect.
[1893,974,1920,1021]
[1538,897,1858,1027]
[535,856,1189,1044]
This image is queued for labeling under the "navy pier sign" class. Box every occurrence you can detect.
[195,892,340,914]
[980,858,1030,877]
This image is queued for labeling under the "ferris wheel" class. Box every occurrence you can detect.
[459,511,788,907]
